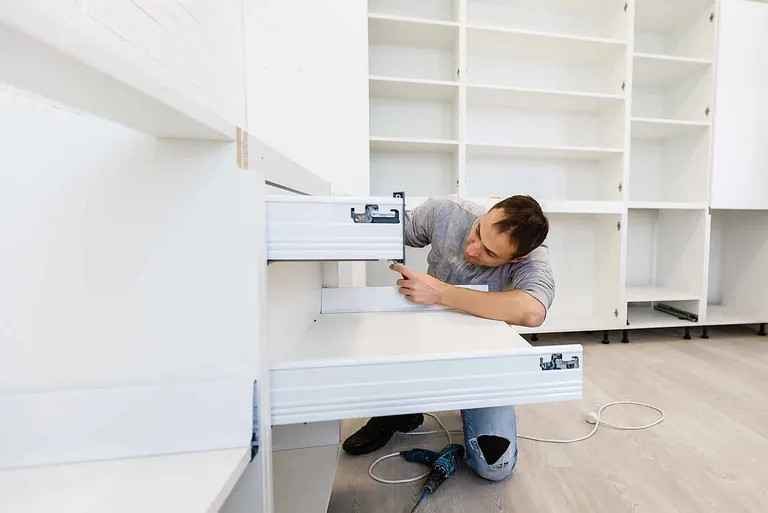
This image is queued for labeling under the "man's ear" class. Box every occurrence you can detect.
[510,254,529,263]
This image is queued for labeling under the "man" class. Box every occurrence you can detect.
[342,195,554,482]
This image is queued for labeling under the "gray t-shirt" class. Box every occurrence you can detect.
[406,197,555,311]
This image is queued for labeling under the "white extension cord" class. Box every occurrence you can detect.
[369,401,665,485]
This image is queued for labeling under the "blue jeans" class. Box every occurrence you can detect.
[461,406,518,481]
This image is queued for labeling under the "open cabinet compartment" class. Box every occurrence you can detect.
[629,123,710,204]
[626,208,709,318]
[466,26,627,94]
[466,89,626,149]
[366,150,457,285]
[466,149,623,203]
[515,212,623,334]
[465,82,625,203]
[634,0,717,60]
[368,15,459,82]
[368,0,459,23]
[369,78,459,142]
[466,0,629,41]
[706,210,768,325]
[632,56,714,122]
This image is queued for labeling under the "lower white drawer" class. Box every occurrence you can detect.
[270,311,582,425]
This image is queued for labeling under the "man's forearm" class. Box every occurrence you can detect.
[440,285,546,327]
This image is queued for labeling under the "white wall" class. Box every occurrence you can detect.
[244,0,370,196]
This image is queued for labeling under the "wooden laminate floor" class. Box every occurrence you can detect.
[328,327,768,513]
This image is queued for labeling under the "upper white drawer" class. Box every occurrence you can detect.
[265,195,405,262]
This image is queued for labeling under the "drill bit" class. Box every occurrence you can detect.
[409,490,428,513]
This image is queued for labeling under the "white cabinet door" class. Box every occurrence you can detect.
[712,0,768,209]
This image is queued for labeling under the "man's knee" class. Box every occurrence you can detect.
[467,435,518,482]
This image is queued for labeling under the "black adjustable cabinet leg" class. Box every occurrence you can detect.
[702,326,710,339]
[531,334,539,342]
[684,327,692,340]
[759,323,767,337]
[601,330,610,344]
[621,330,629,343]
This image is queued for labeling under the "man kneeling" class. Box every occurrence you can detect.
[342,195,554,481]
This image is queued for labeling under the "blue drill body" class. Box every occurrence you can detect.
[401,444,464,512]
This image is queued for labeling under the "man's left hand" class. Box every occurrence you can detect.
[390,263,450,305]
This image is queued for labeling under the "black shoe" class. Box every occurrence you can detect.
[342,414,424,455]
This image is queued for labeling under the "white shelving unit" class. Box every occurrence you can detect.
[366,0,758,335]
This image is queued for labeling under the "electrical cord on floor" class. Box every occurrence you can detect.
[369,413,452,485]
[369,401,665,484]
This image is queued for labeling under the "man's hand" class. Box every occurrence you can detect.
[390,263,451,305]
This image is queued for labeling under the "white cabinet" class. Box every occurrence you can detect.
[364,0,764,333]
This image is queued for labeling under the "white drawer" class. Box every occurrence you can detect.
[270,311,582,425]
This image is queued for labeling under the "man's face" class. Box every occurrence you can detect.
[464,209,527,267]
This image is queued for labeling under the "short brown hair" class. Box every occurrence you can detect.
[491,195,549,257]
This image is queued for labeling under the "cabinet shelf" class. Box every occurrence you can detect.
[467,84,624,111]
[467,25,626,59]
[633,53,714,87]
[629,202,708,210]
[369,14,458,49]
[370,137,458,153]
[514,311,621,335]
[626,286,699,302]
[631,118,710,139]
[476,198,624,214]
[370,76,458,101]
[539,201,624,214]
[467,143,623,160]
[408,197,624,215]
[368,0,457,24]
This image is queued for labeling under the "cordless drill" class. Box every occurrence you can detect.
[401,444,464,513]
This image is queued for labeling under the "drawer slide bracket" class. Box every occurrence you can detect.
[540,353,580,371]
